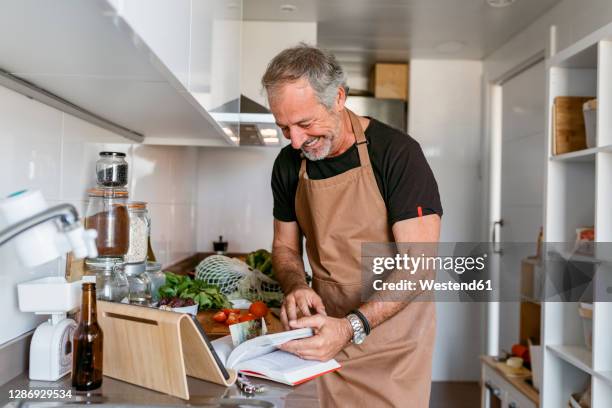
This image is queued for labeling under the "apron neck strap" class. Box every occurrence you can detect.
[298,109,371,178]
[346,109,371,167]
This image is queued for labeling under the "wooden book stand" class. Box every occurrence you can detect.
[97,301,237,399]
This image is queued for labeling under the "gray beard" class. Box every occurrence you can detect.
[301,137,333,161]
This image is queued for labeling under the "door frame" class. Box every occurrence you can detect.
[482,50,546,356]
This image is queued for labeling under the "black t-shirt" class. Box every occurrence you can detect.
[271,118,443,226]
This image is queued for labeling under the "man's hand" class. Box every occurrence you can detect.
[280,285,326,330]
[279,314,352,361]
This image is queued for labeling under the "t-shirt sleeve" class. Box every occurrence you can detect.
[271,150,298,222]
[385,138,443,225]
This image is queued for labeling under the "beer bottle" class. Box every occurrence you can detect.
[72,282,103,391]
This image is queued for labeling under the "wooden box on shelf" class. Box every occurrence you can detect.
[552,96,595,155]
[369,63,409,100]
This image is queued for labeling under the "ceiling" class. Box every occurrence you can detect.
[243,0,562,85]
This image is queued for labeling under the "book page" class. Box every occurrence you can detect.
[225,328,314,368]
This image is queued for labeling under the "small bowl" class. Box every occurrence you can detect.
[171,304,198,316]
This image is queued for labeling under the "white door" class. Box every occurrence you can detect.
[498,60,546,353]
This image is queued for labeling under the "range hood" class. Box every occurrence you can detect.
[210,95,281,146]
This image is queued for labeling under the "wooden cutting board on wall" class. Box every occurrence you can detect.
[553,96,594,155]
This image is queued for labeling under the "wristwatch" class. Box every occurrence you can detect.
[346,314,366,344]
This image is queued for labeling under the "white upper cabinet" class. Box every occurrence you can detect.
[117,0,192,87]
[117,0,243,144]
[0,0,235,146]
[190,0,242,115]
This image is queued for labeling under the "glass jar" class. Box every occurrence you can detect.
[145,262,165,302]
[85,187,129,258]
[96,151,128,187]
[125,202,150,264]
[116,263,151,305]
[85,257,129,302]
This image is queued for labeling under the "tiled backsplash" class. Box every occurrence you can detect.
[0,86,199,345]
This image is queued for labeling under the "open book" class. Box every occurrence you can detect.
[211,328,341,386]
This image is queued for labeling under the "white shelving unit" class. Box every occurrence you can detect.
[541,21,612,408]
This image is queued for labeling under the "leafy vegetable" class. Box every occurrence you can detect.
[245,249,274,278]
[158,272,230,310]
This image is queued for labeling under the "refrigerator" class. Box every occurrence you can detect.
[345,96,407,132]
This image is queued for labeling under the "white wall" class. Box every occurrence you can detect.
[0,85,199,345]
[409,59,484,381]
[240,21,318,107]
[197,146,280,253]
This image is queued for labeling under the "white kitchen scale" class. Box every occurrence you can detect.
[17,277,82,381]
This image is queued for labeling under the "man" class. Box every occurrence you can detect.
[263,44,442,407]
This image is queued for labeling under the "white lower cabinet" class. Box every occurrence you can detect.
[482,364,537,408]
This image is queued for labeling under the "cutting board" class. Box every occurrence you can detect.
[196,309,284,338]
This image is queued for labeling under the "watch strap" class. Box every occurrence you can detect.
[350,309,371,335]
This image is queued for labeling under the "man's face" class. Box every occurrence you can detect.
[268,78,342,161]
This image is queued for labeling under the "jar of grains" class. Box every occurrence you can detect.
[125,201,150,264]
[96,151,128,187]
[85,187,129,258]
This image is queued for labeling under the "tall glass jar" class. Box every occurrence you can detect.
[85,187,129,258]
[84,257,128,302]
[125,202,150,264]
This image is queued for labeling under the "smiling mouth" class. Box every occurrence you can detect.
[302,138,319,149]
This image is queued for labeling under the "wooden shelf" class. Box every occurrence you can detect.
[547,345,593,374]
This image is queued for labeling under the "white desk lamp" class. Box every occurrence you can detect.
[0,190,98,381]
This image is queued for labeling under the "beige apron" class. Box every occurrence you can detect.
[295,109,436,408]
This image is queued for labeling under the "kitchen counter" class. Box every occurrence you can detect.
[0,372,319,407]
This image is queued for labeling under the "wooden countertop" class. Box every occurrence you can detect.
[481,355,539,405]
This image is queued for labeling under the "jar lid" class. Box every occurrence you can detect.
[128,201,148,210]
[124,262,146,276]
[88,187,129,198]
[146,261,162,273]
[85,257,124,270]
[99,151,126,158]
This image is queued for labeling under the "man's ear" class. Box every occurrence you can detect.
[335,86,346,112]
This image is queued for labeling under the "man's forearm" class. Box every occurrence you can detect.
[358,301,406,329]
[272,245,309,294]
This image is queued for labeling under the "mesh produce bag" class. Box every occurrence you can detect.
[195,255,284,306]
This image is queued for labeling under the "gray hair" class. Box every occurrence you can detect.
[262,43,348,109]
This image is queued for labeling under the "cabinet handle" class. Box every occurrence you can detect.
[484,380,501,397]
[492,219,504,254]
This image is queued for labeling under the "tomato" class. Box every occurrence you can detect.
[249,301,269,318]
[222,308,240,316]
[212,311,227,323]
[239,313,257,323]
[226,314,239,325]
[511,344,528,359]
